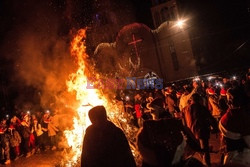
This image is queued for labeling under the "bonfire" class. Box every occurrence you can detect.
[62,29,141,166]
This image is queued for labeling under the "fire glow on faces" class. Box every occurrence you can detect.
[63,29,140,166]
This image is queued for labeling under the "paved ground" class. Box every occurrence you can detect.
[193,133,222,167]
[0,150,63,167]
[0,134,222,167]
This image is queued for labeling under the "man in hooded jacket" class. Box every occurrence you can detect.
[81,105,136,167]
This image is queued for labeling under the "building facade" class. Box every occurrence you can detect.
[88,0,198,83]
[151,0,179,28]
[150,0,197,81]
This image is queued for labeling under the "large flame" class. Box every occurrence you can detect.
[63,29,140,166]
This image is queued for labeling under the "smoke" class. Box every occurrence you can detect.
[0,0,86,130]
[0,0,139,129]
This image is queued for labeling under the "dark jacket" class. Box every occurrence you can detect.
[183,103,217,139]
[220,107,250,152]
[81,121,136,167]
[20,123,31,138]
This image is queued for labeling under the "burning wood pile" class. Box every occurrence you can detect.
[61,29,141,166]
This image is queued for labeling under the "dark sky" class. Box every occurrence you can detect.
[128,0,153,27]
[0,0,249,110]
[0,0,151,44]
[0,0,153,111]
[1,0,250,42]
[180,0,250,73]
[0,0,153,70]
[0,0,250,77]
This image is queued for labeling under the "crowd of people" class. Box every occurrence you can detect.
[0,109,59,165]
[115,69,250,166]
[0,70,249,166]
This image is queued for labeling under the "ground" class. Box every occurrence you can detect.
[0,134,221,167]
[0,150,63,167]
[194,133,222,166]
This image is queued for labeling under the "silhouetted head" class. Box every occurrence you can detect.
[227,87,248,108]
[190,93,201,104]
[88,106,107,125]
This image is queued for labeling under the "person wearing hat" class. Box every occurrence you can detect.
[218,88,228,117]
[134,93,143,127]
[8,124,21,160]
[174,90,183,118]
[81,106,136,167]
[219,87,250,166]
[0,118,7,133]
[137,118,204,167]
[41,111,51,150]
[10,116,21,132]
[31,118,43,153]
[20,114,32,158]
[47,114,59,151]
[179,81,199,112]
[176,90,183,103]
[165,86,178,118]
[207,87,221,121]
[0,120,11,165]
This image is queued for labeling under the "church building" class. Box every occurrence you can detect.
[87,0,198,83]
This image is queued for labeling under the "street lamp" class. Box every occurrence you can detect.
[175,19,187,29]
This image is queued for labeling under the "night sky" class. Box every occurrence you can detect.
[0,0,151,112]
[0,0,250,112]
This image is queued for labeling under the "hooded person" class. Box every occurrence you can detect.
[81,105,136,167]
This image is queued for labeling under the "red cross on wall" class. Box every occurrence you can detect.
[128,34,142,59]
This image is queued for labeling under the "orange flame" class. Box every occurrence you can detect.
[64,29,141,166]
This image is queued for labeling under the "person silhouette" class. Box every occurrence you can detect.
[81,105,136,167]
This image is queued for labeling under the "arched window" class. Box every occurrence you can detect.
[154,12,161,27]
[169,40,179,71]
[160,7,170,22]
[170,6,176,20]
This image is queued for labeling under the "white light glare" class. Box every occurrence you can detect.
[176,20,185,28]
[207,76,212,81]
[193,77,200,81]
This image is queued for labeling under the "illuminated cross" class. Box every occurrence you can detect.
[128,34,142,60]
